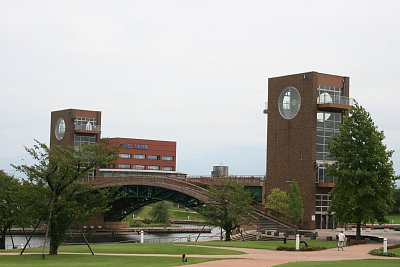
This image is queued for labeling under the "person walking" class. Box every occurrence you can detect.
[338,231,346,251]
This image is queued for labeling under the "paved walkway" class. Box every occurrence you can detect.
[2,243,399,267]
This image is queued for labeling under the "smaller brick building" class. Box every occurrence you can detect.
[99,138,177,177]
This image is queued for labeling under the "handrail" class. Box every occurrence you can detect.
[317,95,354,106]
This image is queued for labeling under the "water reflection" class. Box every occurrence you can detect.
[5,226,221,250]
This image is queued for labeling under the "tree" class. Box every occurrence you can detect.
[327,103,396,240]
[13,140,117,254]
[266,188,289,214]
[0,171,44,250]
[287,180,304,232]
[149,201,171,224]
[201,178,254,241]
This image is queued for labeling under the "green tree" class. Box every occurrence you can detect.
[201,178,254,241]
[0,171,44,250]
[0,171,21,250]
[149,201,171,224]
[327,103,396,240]
[13,140,117,254]
[266,188,289,214]
[287,180,304,232]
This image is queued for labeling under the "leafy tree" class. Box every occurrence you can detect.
[149,201,171,224]
[327,104,396,240]
[0,171,44,250]
[266,188,289,214]
[201,178,254,241]
[287,180,304,232]
[13,140,117,254]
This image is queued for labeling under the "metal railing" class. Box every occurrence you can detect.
[74,124,101,131]
[317,95,354,106]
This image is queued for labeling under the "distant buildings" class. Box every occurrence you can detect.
[50,109,177,178]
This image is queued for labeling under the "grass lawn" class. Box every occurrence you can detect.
[276,259,400,266]
[386,213,400,224]
[185,240,338,250]
[389,247,400,256]
[3,242,244,255]
[131,201,206,222]
[0,254,218,267]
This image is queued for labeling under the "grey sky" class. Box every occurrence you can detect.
[1,0,399,180]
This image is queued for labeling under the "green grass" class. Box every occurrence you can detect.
[390,247,400,256]
[276,259,400,266]
[4,242,244,255]
[386,213,400,224]
[130,202,206,223]
[185,240,338,250]
[0,254,218,267]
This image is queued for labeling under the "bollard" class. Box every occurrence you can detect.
[140,230,144,244]
[296,234,300,250]
[383,238,387,253]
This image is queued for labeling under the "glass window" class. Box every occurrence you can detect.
[74,135,96,149]
[118,164,130,169]
[119,153,131,159]
[133,165,145,170]
[162,156,174,161]
[162,166,174,171]
[148,155,159,160]
[74,117,98,131]
[315,194,331,214]
[148,166,160,170]
[133,154,145,159]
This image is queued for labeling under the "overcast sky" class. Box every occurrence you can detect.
[1,0,399,181]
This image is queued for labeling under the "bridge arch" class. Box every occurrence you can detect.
[90,176,210,221]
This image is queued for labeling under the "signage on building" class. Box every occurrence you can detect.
[121,143,149,150]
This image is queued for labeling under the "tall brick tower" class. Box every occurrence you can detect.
[264,72,353,229]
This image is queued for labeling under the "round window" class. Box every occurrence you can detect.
[278,86,301,119]
[55,118,66,140]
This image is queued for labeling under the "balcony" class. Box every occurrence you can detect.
[74,123,101,133]
[263,102,268,114]
[317,95,354,112]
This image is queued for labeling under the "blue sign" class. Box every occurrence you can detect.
[134,144,148,150]
[121,144,132,149]
[121,143,148,150]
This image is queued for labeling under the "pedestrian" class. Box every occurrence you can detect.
[338,231,346,251]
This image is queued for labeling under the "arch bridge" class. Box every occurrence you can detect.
[87,175,265,221]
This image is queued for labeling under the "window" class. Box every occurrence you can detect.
[118,164,130,169]
[133,165,145,170]
[316,165,337,183]
[148,155,159,160]
[162,156,174,161]
[315,194,331,214]
[285,176,292,182]
[74,135,96,149]
[133,154,145,159]
[74,117,98,131]
[162,166,174,171]
[148,166,160,170]
[119,153,131,159]
[316,111,342,161]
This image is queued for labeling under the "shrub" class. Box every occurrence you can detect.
[347,240,367,246]
[388,244,400,250]
[369,248,397,257]
[276,246,326,251]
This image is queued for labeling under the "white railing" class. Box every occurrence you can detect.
[74,124,101,131]
[317,95,354,106]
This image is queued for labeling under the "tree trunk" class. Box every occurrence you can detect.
[356,223,361,240]
[225,228,232,241]
[0,228,6,250]
[49,236,59,255]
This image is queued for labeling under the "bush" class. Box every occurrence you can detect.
[276,246,326,251]
[369,248,397,257]
[347,240,367,246]
[388,244,400,250]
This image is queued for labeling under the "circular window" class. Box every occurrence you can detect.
[278,86,301,119]
[55,118,66,140]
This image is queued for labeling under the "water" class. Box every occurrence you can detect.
[4,226,221,250]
